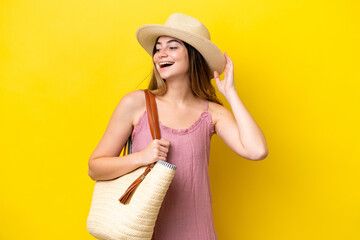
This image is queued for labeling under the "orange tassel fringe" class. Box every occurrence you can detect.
[119,163,155,204]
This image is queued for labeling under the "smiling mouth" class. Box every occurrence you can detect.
[159,62,174,69]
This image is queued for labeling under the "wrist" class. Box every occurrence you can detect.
[132,151,146,168]
[224,88,237,100]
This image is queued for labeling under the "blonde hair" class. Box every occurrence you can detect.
[147,37,222,105]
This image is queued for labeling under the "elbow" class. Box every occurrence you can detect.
[88,168,96,181]
[249,148,269,161]
[88,158,98,181]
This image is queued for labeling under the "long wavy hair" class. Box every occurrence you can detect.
[147,37,222,105]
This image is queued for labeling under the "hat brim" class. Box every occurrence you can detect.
[136,24,226,78]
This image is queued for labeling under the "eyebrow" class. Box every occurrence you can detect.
[155,39,182,45]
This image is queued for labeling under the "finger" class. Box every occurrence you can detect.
[226,53,233,66]
[214,71,221,82]
[153,148,167,158]
[224,58,231,69]
[154,148,167,158]
[158,145,169,153]
[157,156,167,161]
[159,138,170,147]
[214,73,221,86]
[157,150,167,158]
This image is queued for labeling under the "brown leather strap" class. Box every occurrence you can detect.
[144,91,154,139]
[144,90,160,140]
[119,90,161,204]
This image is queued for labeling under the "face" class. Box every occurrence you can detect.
[153,36,189,80]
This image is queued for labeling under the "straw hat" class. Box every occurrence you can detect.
[136,13,226,80]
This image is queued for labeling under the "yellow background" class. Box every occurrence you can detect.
[1,0,359,239]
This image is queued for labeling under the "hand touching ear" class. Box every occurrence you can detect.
[214,52,235,96]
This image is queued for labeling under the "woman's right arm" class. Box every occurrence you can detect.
[88,90,170,181]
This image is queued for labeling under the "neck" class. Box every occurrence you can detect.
[161,75,196,105]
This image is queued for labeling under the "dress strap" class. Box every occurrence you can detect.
[204,99,209,112]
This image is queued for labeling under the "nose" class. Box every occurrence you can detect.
[157,48,168,59]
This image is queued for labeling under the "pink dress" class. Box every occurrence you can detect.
[131,99,217,240]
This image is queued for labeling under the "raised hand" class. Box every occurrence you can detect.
[214,52,235,96]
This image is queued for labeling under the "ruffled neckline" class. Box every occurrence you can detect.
[158,111,210,134]
[132,110,214,140]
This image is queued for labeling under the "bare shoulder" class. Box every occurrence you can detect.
[115,90,146,126]
[119,90,145,109]
[207,101,233,126]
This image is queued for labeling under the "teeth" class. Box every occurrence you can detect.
[159,62,174,66]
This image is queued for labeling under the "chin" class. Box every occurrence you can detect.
[159,71,185,80]
[159,73,173,79]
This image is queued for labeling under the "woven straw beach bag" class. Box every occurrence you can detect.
[87,90,176,240]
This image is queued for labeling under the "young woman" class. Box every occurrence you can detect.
[88,13,268,240]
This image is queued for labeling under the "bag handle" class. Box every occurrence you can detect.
[145,90,161,140]
[122,90,159,155]
[119,90,160,204]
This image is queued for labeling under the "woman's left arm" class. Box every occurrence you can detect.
[213,52,268,160]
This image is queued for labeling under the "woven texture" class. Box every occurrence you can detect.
[87,161,176,240]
